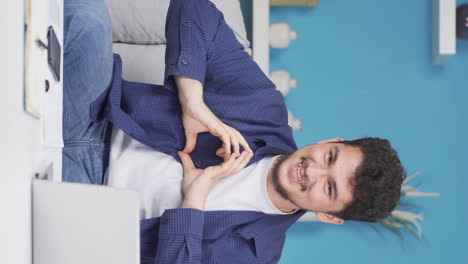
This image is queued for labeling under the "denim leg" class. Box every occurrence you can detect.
[62,0,113,184]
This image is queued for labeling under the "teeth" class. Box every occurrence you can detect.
[296,162,303,188]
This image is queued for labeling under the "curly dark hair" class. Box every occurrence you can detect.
[330,137,406,222]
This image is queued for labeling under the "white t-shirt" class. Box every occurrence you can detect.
[107,128,293,219]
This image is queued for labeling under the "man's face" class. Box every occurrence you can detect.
[271,138,363,215]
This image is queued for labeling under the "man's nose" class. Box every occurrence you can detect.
[307,174,316,186]
[305,166,327,186]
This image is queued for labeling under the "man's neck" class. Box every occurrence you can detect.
[266,157,298,214]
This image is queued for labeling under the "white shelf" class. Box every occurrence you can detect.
[432,0,456,65]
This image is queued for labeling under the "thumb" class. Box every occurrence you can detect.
[178,151,195,169]
[215,147,225,158]
[183,132,197,153]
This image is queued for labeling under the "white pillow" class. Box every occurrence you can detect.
[104,0,250,48]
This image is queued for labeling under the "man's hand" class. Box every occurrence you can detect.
[181,102,252,157]
[178,150,253,210]
[175,75,252,157]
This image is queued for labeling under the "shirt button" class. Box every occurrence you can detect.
[195,161,201,167]
[161,218,168,224]
[181,59,188,65]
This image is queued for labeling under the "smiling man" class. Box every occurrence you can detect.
[267,137,404,224]
[62,0,405,263]
[268,139,360,220]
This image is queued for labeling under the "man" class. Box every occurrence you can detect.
[63,0,405,263]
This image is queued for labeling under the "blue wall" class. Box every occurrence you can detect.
[269,1,468,263]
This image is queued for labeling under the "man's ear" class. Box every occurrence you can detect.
[317,137,344,145]
[316,212,345,225]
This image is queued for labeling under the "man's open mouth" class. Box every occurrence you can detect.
[292,159,305,189]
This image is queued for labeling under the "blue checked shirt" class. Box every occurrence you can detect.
[91,0,306,263]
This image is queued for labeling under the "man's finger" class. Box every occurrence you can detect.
[216,147,225,158]
[228,151,250,175]
[221,134,231,158]
[234,151,253,174]
[183,132,197,153]
[223,151,247,174]
[220,152,238,171]
[237,133,253,154]
[208,123,230,156]
[230,127,252,155]
[178,151,195,169]
[230,130,240,156]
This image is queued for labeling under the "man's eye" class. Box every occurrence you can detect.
[327,182,332,197]
[328,151,333,164]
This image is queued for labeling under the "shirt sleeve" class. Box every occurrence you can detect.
[164,0,222,87]
[154,208,204,263]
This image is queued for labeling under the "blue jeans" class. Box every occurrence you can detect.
[62,0,113,184]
